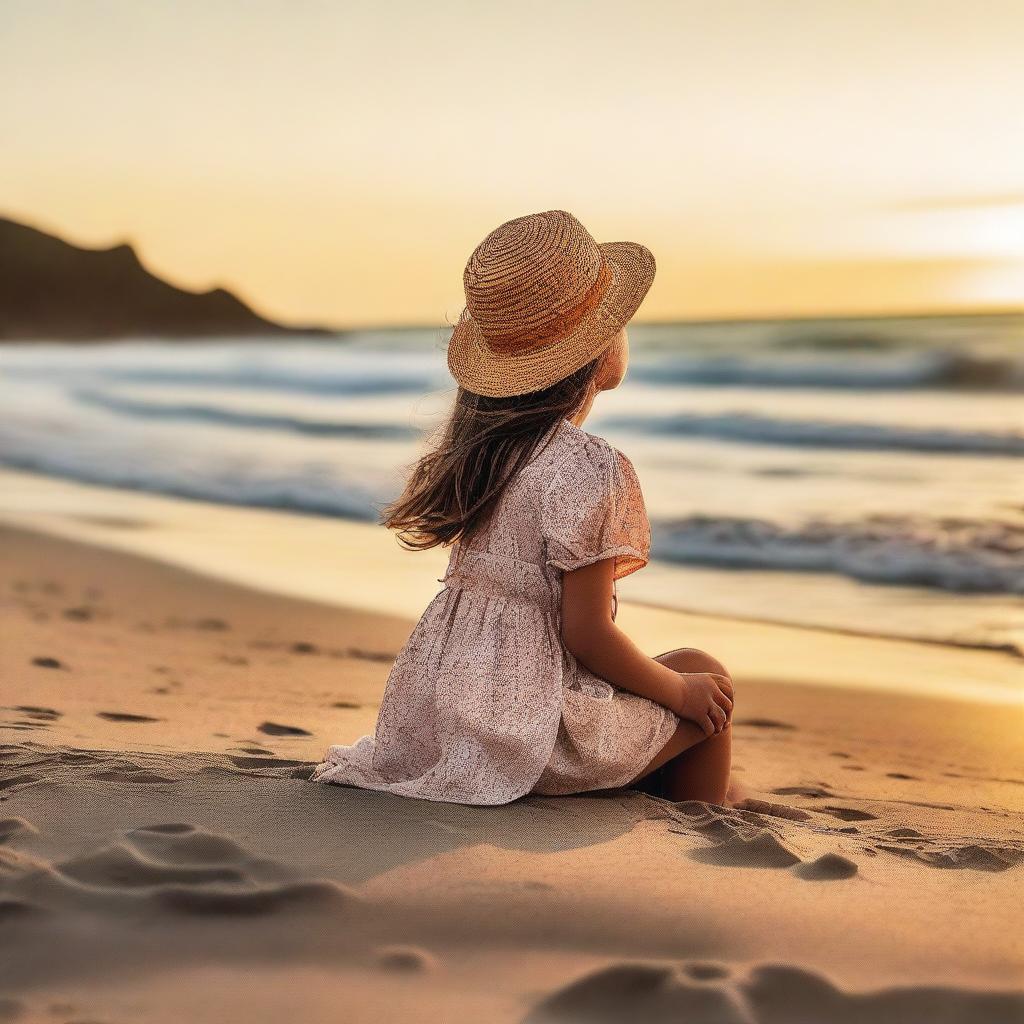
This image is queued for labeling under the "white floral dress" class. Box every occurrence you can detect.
[310,418,680,805]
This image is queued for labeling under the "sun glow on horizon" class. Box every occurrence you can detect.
[3,1,1023,326]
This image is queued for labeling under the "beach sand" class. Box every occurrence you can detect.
[2,490,1023,1021]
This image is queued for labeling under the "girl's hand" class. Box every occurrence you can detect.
[672,672,734,736]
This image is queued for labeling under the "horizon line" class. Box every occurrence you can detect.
[316,304,1024,335]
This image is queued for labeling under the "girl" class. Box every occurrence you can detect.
[310,210,735,806]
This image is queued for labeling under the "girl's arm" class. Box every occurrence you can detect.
[560,556,733,736]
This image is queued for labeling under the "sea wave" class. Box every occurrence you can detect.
[651,513,1024,594]
[0,412,389,522]
[4,399,1019,597]
[0,447,386,521]
[0,338,450,398]
[4,364,440,398]
[606,411,1024,455]
[4,335,1021,395]
[72,390,1024,456]
[627,350,1024,391]
[73,390,419,439]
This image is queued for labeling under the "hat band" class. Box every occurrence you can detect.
[481,258,613,356]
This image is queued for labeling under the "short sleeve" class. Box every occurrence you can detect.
[541,441,651,581]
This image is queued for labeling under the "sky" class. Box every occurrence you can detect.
[2,0,1023,328]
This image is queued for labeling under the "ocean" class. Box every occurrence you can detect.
[1,313,1021,657]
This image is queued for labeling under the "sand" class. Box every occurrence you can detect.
[1,502,1023,1021]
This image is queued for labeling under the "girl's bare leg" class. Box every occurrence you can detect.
[629,647,734,805]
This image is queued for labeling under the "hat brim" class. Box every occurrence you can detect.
[446,241,656,398]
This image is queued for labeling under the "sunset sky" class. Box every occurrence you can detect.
[2,0,1023,328]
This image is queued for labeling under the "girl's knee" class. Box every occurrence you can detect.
[656,646,730,679]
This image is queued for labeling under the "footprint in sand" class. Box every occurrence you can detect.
[57,843,246,888]
[193,617,230,631]
[62,605,96,621]
[375,944,436,973]
[885,827,924,838]
[0,774,41,793]
[937,770,1024,784]
[729,799,811,822]
[16,822,363,919]
[31,656,65,670]
[793,853,859,880]
[127,823,251,863]
[886,772,920,780]
[524,962,750,1023]
[687,828,803,869]
[524,959,1024,1023]
[735,718,796,730]
[258,721,312,737]
[876,840,1023,872]
[10,706,62,722]
[671,804,861,882]
[97,712,162,723]
[2,707,60,731]
[330,701,362,710]
[771,785,832,799]
[340,646,397,663]
[156,879,354,916]
[126,824,360,912]
[0,817,37,843]
[245,640,394,662]
[818,806,878,822]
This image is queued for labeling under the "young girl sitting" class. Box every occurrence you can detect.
[311,209,735,806]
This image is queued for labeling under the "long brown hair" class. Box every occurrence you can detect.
[381,353,607,551]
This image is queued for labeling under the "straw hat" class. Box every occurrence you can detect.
[447,209,656,397]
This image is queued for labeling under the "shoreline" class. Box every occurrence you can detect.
[0,463,1017,658]
[0,467,1020,706]
[6,521,1023,753]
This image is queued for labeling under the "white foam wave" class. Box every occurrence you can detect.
[652,514,1024,594]
[609,412,1024,455]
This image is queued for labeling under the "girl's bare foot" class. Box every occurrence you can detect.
[724,778,755,807]
[727,791,814,821]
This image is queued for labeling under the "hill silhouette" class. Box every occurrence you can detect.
[0,216,316,339]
